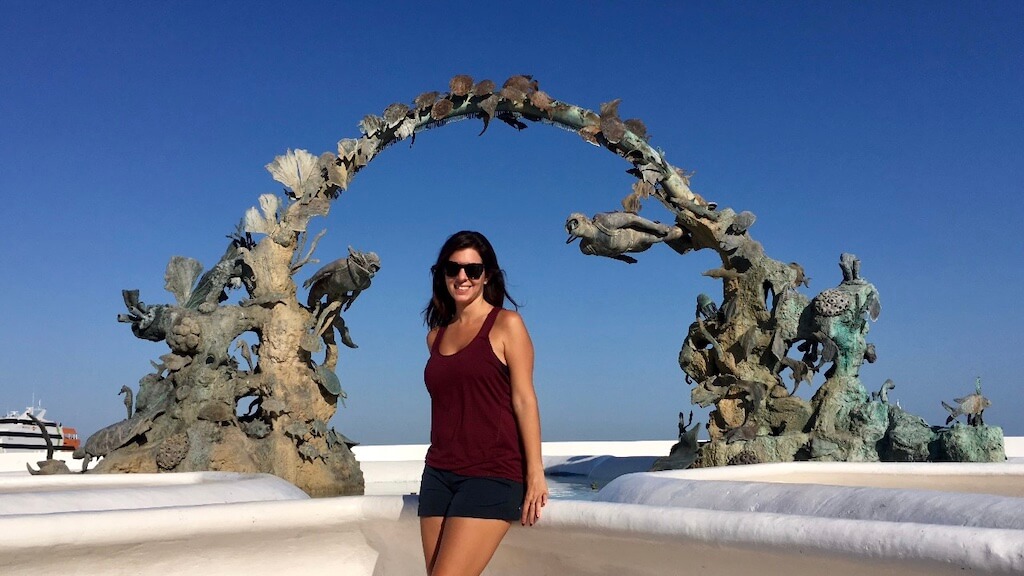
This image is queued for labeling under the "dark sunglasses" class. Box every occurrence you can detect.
[442,261,486,279]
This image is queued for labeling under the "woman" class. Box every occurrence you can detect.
[418,230,548,576]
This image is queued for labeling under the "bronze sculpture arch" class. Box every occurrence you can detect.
[90,75,1004,495]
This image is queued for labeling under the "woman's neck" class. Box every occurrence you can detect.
[452,298,493,325]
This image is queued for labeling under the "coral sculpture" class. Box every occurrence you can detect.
[84,75,1002,492]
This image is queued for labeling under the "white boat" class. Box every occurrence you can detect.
[0,405,79,453]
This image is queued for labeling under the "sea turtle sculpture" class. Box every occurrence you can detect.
[565,211,689,264]
[73,409,164,472]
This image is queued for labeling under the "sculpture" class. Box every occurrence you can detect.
[871,379,895,403]
[85,74,1001,493]
[303,246,380,349]
[943,377,990,426]
[651,412,701,471]
[695,294,718,322]
[73,408,165,472]
[24,413,71,475]
[678,252,1002,466]
[119,385,134,419]
[98,167,373,494]
[564,211,691,263]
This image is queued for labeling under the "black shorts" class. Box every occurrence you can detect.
[417,465,524,521]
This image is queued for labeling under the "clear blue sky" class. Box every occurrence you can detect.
[1,2,1021,444]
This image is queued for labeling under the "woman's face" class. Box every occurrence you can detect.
[445,247,488,307]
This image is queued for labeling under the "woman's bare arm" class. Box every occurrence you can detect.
[426,327,438,351]
[496,310,548,526]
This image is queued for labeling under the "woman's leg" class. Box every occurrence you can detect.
[419,466,456,572]
[420,516,446,573]
[429,517,511,576]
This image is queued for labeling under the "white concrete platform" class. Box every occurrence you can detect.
[0,471,308,516]
[352,440,672,495]
[0,441,1022,575]
[0,449,82,473]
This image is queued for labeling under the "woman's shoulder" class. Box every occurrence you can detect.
[493,308,528,335]
[426,326,441,349]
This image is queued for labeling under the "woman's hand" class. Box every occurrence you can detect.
[521,469,549,526]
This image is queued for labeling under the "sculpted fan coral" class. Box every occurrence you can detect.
[265,148,321,199]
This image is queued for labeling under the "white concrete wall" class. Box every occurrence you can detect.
[1004,435,1024,457]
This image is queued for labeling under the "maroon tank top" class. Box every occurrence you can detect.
[424,307,524,481]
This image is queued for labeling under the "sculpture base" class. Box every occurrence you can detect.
[688,424,1006,469]
[91,427,364,497]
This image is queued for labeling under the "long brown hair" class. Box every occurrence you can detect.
[423,231,519,329]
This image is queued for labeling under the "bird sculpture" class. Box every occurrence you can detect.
[942,377,991,426]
